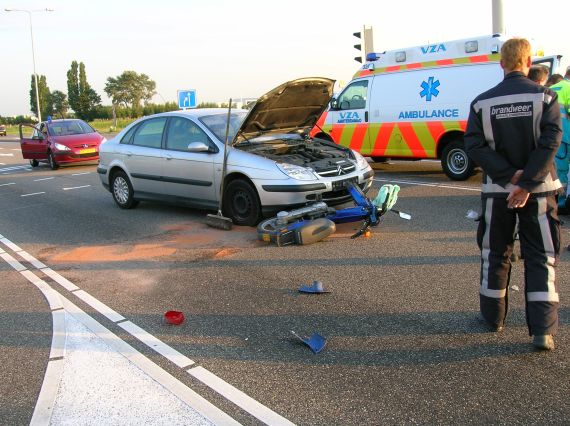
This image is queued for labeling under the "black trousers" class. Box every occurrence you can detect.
[477,196,560,335]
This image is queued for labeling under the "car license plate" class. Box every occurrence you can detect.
[332,177,357,190]
[79,148,96,154]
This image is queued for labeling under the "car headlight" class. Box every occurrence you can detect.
[353,150,369,169]
[276,163,318,181]
[54,143,71,151]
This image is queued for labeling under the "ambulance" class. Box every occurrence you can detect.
[311,34,562,180]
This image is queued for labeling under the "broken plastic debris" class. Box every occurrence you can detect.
[510,285,520,292]
[291,331,327,354]
[466,209,480,220]
[164,310,185,325]
[298,280,330,294]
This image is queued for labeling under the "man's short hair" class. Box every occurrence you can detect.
[528,65,549,84]
[500,38,532,71]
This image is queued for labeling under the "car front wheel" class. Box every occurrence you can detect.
[111,170,138,209]
[223,179,261,226]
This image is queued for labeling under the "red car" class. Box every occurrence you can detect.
[19,119,106,169]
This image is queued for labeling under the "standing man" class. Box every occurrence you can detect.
[549,67,570,214]
[465,38,562,351]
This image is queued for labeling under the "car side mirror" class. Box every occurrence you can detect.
[330,98,338,110]
[187,141,210,152]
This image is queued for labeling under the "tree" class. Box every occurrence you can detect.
[50,90,69,118]
[67,61,101,120]
[104,71,157,110]
[29,74,52,120]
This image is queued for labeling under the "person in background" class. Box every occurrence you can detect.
[527,65,549,85]
[546,73,563,87]
[464,38,562,351]
[549,67,570,215]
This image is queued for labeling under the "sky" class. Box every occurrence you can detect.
[1,0,568,117]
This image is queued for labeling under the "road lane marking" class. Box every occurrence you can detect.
[0,165,30,172]
[17,269,66,426]
[71,172,90,176]
[0,153,14,156]
[60,297,240,426]
[118,321,195,369]
[40,268,80,291]
[374,177,481,192]
[72,290,125,323]
[62,185,91,191]
[0,237,23,252]
[21,192,46,197]
[34,177,55,181]
[0,182,16,187]
[16,249,47,269]
[0,162,5,165]
[188,366,296,426]
[1,233,296,425]
[0,252,27,271]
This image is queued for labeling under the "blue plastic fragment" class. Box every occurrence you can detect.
[298,280,329,294]
[291,331,327,354]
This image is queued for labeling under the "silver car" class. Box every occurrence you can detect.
[98,77,374,225]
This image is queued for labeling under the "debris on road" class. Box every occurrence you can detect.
[298,280,330,294]
[291,331,327,354]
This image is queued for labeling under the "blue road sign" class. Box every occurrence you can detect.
[178,90,197,109]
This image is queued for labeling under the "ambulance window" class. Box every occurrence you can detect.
[337,80,368,110]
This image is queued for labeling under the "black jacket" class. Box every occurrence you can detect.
[465,71,562,197]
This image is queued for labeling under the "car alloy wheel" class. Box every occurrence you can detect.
[111,171,138,209]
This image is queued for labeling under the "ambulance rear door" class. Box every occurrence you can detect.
[327,77,372,154]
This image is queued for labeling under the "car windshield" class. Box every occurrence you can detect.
[200,112,247,142]
[48,120,95,137]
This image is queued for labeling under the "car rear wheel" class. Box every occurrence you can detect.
[48,151,59,170]
[223,179,261,226]
[111,170,138,209]
[29,159,39,167]
[441,140,474,181]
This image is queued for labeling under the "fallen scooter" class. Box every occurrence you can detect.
[257,183,410,246]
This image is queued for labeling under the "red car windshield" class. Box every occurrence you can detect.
[47,120,95,137]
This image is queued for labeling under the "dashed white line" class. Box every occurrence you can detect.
[40,268,80,292]
[188,366,296,426]
[71,172,90,176]
[62,185,91,191]
[0,252,27,271]
[0,153,14,156]
[34,177,55,181]
[21,192,46,197]
[72,290,125,323]
[118,321,195,369]
[0,182,15,187]
[0,237,23,252]
[16,250,47,269]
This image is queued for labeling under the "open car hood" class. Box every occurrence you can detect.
[234,77,335,144]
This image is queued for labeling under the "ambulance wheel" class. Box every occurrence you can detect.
[441,141,473,181]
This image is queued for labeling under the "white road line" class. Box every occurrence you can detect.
[117,321,195,369]
[11,148,21,151]
[0,237,23,252]
[61,297,240,426]
[62,185,91,191]
[0,153,14,156]
[34,177,55,181]
[188,366,296,426]
[0,182,16,187]
[71,172,90,176]
[16,269,67,426]
[0,252,27,271]
[16,250,47,269]
[21,192,46,197]
[69,290,126,323]
[0,162,5,165]
[0,165,29,171]
[373,177,481,192]
[40,268,80,291]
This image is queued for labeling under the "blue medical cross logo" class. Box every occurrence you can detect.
[420,77,440,102]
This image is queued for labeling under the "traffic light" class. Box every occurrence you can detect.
[353,26,374,63]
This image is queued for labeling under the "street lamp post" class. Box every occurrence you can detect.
[5,8,54,123]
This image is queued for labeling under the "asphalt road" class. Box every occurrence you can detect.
[0,138,568,425]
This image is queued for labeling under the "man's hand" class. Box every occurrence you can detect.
[510,169,523,185]
[507,185,530,209]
